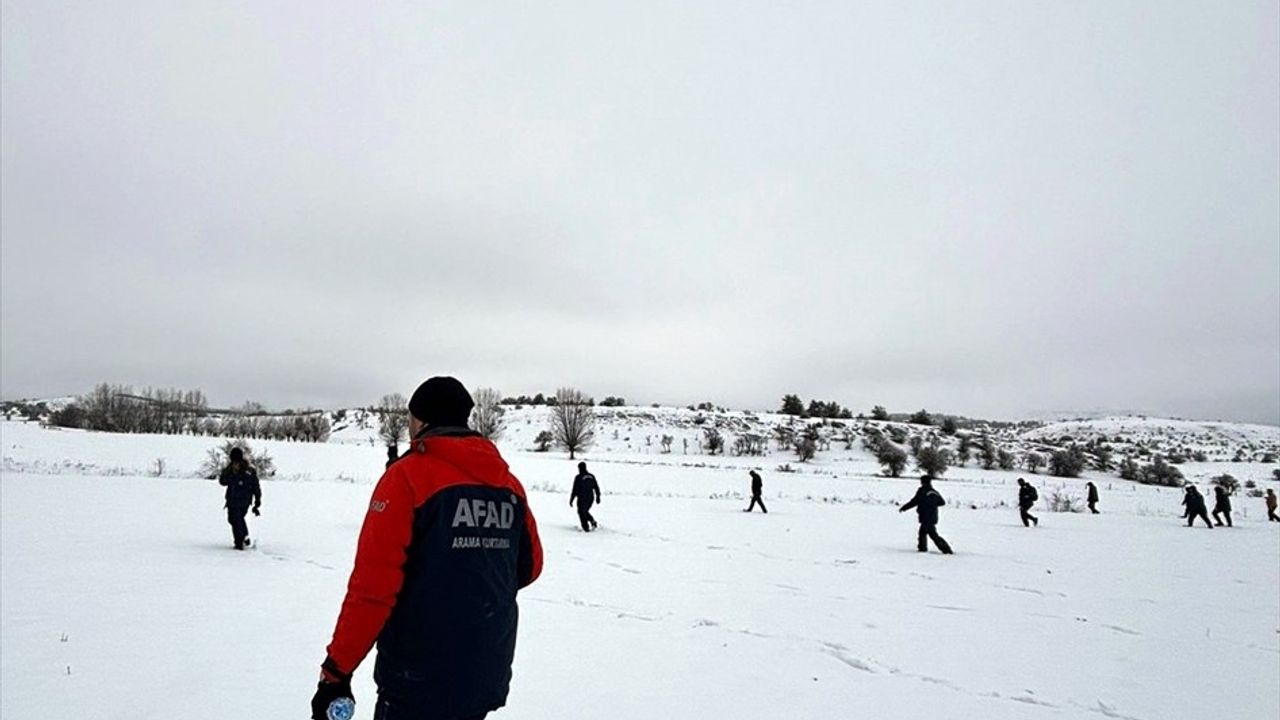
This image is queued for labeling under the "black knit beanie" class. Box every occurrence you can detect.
[408,376,474,428]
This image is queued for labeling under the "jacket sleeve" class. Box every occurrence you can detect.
[900,490,920,512]
[324,468,416,675]
[934,491,946,507]
[250,469,262,505]
[218,466,232,486]
[518,501,544,588]
[592,478,601,503]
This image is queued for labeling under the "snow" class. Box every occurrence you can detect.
[1023,416,1280,458]
[2,420,1278,719]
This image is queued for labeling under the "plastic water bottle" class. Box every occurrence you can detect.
[327,697,355,720]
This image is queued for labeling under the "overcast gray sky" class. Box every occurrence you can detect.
[2,1,1278,423]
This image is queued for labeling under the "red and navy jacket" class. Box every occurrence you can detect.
[324,428,543,718]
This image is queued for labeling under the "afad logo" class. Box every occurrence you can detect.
[452,497,516,530]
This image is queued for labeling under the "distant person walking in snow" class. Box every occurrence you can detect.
[1086,481,1100,514]
[899,475,953,554]
[1182,486,1213,529]
[1211,486,1233,527]
[219,447,261,550]
[744,470,767,513]
[1266,489,1279,522]
[1017,478,1039,527]
[571,461,601,531]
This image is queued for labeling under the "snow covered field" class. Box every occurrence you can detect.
[3,421,1278,719]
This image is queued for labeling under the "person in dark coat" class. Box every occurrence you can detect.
[743,470,767,513]
[1266,489,1279,522]
[1086,481,1100,514]
[899,475,952,554]
[1182,485,1213,529]
[1210,486,1233,527]
[312,376,544,720]
[570,461,601,531]
[219,447,261,550]
[1017,478,1039,527]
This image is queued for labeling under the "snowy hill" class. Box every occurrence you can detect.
[1022,416,1280,463]
[2,418,1278,720]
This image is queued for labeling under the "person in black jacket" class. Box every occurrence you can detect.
[1086,481,1100,514]
[570,462,601,531]
[219,447,261,550]
[1182,485,1213,528]
[1017,478,1039,527]
[899,475,953,554]
[743,470,767,513]
[1210,486,1233,527]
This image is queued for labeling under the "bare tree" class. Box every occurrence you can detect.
[377,393,409,449]
[549,387,595,459]
[470,387,506,441]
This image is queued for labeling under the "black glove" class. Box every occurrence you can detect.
[311,659,353,720]
[252,506,261,516]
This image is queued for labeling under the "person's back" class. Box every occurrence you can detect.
[1018,482,1037,507]
[899,477,951,554]
[364,433,539,717]
[314,376,544,720]
[1213,487,1231,511]
[570,462,601,530]
[1185,487,1205,513]
[573,471,600,504]
[909,485,944,525]
[750,471,762,496]
[1016,479,1039,527]
[1087,483,1098,503]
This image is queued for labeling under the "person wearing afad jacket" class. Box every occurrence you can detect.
[899,475,953,554]
[312,377,544,720]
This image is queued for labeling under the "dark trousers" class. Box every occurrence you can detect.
[917,523,952,554]
[1269,508,1279,522]
[227,506,250,547]
[373,698,485,720]
[576,500,596,531]
[1019,505,1038,527]
[746,495,768,513]
[1087,500,1099,514]
[1186,510,1213,528]
[1211,509,1232,527]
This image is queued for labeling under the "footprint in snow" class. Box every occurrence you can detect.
[928,605,973,613]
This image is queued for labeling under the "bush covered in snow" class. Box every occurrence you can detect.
[1047,490,1085,513]
[198,440,275,479]
[1137,456,1183,487]
[915,446,950,477]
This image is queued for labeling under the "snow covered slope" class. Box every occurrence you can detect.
[2,421,1278,720]
[1022,416,1280,462]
